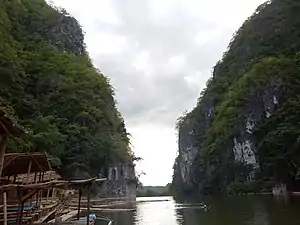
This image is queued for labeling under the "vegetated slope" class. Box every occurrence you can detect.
[0,0,133,179]
[173,0,300,196]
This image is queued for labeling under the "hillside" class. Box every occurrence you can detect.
[0,0,134,179]
[173,0,300,196]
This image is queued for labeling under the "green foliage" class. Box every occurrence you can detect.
[226,180,267,195]
[137,185,171,197]
[0,0,133,178]
[173,0,300,196]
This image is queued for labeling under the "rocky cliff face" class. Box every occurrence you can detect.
[96,164,137,200]
[177,118,198,186]
[173,0,300,195]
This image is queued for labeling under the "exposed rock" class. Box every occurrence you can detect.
[96,163,136,201]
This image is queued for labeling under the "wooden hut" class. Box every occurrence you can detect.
[0,109,108,224]
[0,153,62,224]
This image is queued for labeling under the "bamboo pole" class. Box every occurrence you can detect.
[34,172,37,183]
[77,189,82,220]
[52,188,56,198]
[46,172,52,201]
[39,171,42,182]
[36,172,42,205]
[0,136,8,180]
[26,160,32,184]
[39,172,45,206]
[3,192,7,225]
[19,202,24,225]
[16,190,20,224]
[32,172,37,204]
[87,187,90,225]
[41,172,45,182]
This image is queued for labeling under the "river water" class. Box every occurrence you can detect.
[96,195,300,225]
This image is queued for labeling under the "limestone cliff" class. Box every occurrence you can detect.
[173,0,300,195]
[0,0,134,181]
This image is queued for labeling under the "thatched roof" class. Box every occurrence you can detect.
[2,153,51,176]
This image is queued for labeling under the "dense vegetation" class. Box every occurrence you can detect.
[173,0,300,196]
[0,0,133,178]
[137,184,171,197]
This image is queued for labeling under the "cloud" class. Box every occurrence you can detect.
[51,0,266,185]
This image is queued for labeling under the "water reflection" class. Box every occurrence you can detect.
[135,196,178,225]
[98,195,300,225]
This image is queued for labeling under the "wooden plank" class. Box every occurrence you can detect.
[35,208,57,223]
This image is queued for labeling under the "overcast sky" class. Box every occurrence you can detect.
[51,0,265,186]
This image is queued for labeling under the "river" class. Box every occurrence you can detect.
[96,195,300,225]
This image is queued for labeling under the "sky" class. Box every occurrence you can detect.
[50,0,265,186]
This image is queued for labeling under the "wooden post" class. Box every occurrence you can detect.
[35,192,38,205]
[13,174,17,183]
[3,192,7,225]
[0,136,8,180]
[40,172,45,204]
[33,172,37,183]
[77,189,82,220]
[26,160,32,184]
[39,171,42,182]
[41,172,45,182]
[39,189,42,206]
[36,172,42,205]
[46,172,52,201]
[32,172,37,204]
[52,188,56,198]
[86,187,90,225]
[19,202,24,225]
[16,190,21,224]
